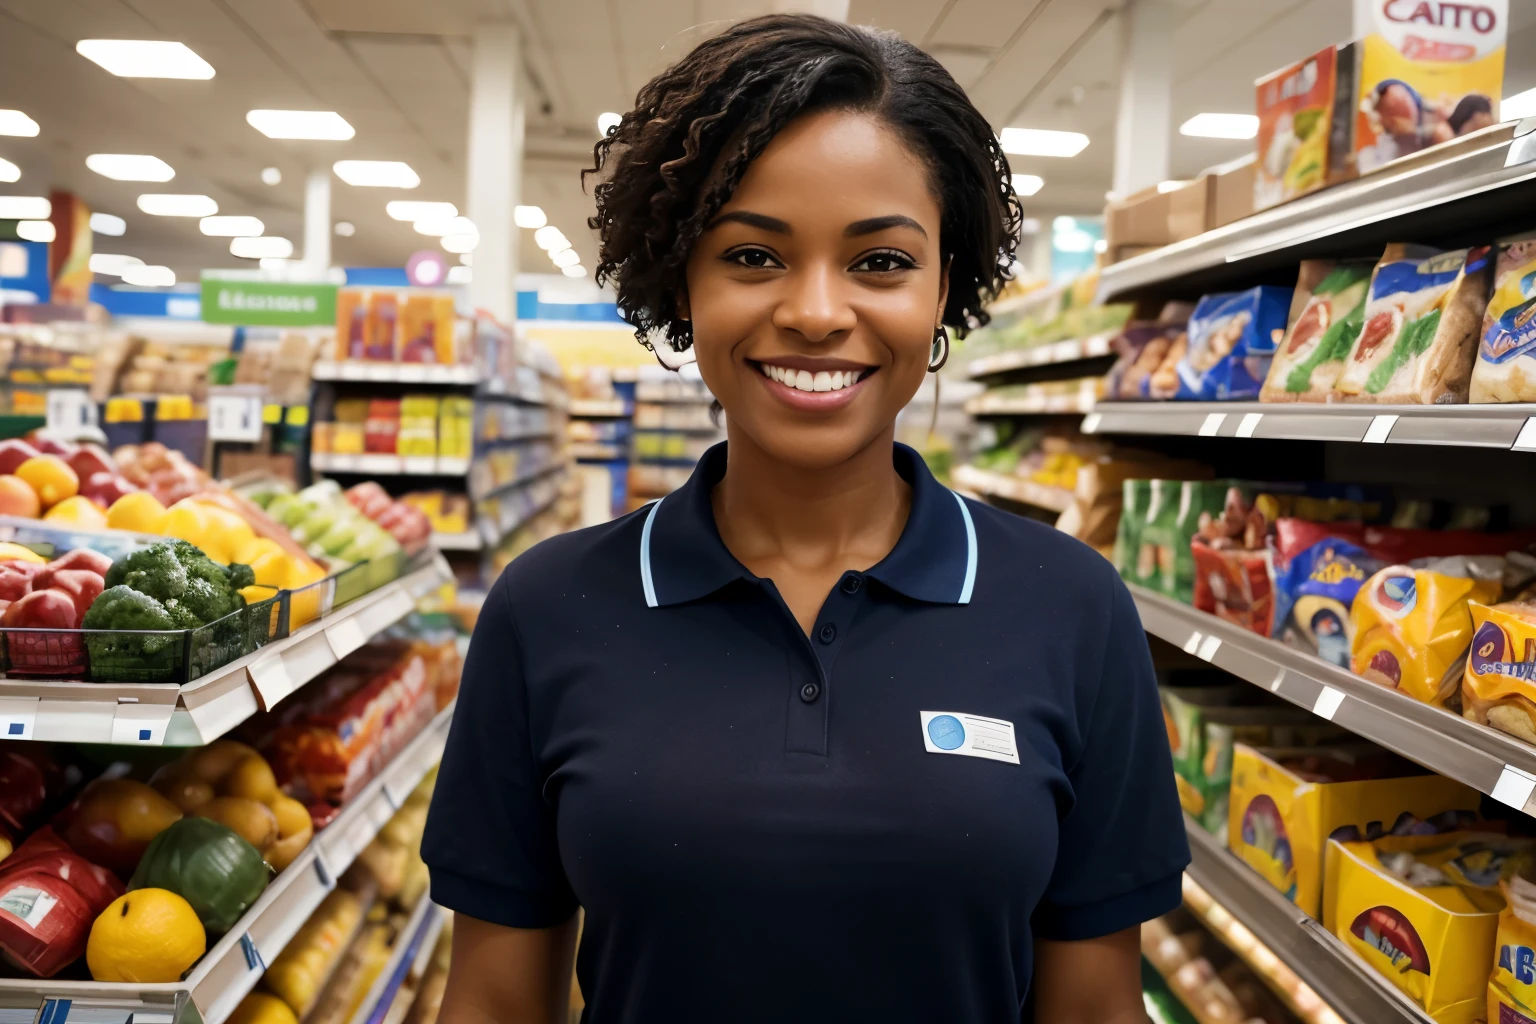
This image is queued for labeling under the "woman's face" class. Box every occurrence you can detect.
[683,108,948,470]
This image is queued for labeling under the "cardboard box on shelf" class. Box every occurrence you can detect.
[1256,45,1339,210]
[1208,154,1257,228]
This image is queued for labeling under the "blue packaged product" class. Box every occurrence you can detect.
[1175,286,1294,400]
[1270,525,1386,669]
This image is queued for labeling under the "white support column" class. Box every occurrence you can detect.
[467,23,524,324]
[1111,0,1173,198]
[302,168,330,279]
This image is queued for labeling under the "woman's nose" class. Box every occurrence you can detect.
[771,263,857,343]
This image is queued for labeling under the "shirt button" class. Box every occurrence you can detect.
[818,623,836,644]
[800,682,820,703]
[841,574,862,594]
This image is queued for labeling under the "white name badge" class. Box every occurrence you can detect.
[919,711,1020,764]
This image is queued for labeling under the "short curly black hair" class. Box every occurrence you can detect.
[585,13,1022,353]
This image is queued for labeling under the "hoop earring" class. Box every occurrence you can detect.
[928,325,949,373]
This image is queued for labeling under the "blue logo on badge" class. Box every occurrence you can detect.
[928,715,965,750]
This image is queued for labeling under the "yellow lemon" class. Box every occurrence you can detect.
[234,535,283,566]
[196,504,256,563]
[162,500,214,554]
[227,992,299,1024]
[0,541,45,564]
[43,494,109,529]
[107,491,168,534]
[86,888,206,983]
[248,547,293,589]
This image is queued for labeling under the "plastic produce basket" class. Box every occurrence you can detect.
[0,588,286,683]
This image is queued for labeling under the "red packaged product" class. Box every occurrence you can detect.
[0,747,74,844]
[0,827,123,977]
[1192,489,1280,636]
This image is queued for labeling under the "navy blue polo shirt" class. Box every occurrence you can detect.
[423,442,1188,1023]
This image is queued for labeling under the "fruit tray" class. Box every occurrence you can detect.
[0,587,285,685]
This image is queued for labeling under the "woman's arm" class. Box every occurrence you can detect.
[438,912,580,1024]
[1030,927,1146,1024]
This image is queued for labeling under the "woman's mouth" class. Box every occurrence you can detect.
[750,359,876,411]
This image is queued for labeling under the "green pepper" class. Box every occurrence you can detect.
[128,817,271,935]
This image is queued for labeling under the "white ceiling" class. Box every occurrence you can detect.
[2,0,1535,287]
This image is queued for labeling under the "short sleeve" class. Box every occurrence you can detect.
[422,571,578,928]
[1032,575,1189,941]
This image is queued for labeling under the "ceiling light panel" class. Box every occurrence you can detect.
[514,205,546,229]
[534,225,568,251]
[334,221,355,237]
[76,40,214,79]
[121,264,176,287]
[138,194,217,217]
[387,200,455,222]
[1179,113,1259,139]
[261,167,282,186]
[1011,174,1044,196]
[1502,87,1536,121]
[0,110,39,137]
[333,160,419,188]
[446,265,472,285]
[551,248,580,268]
[16,221,54,243]
[0,196,51,219]
[561,264,587,278]
[415,216,475,237]
[90,212,126,236]
[999,128,1089,157]
[246,110,355,141]
[230,236,293,259]
[441,233,478,254]
[90,253,142,275]
[86,154,175,182]
[0,159,17,184]
[200,215,263,237]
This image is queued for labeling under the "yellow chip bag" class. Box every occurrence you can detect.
[1351,564,1501,706]
[1463,600,1536,745]
[1490,878,1536,1024]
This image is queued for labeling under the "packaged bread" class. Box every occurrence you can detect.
[1145,331,1187,399]
[1470,240,1536,403]
[1261,259,1373,402]
[1334,244,1494,404]
[1462,595,1536,744]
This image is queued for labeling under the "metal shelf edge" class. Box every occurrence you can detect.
[1128,584,1536,815]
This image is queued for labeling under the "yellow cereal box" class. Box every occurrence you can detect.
[1229,744,1480,918]
[1327,833,1524,1024]
[1490,889,1536,1024]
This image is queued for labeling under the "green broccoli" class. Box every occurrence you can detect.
[225,562,255,591]
[162,540,249,622]
[103,544,187,603]
[82,584,179,661]
[161,597,204,630]
[179,576,242,623]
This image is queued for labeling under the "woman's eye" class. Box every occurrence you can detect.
[852,251,916,273]
[726,248,780,269]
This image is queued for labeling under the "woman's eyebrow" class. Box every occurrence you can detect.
[846,215,927,238]
[707,210,791,233]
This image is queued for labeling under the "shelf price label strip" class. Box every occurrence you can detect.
[1130,583,1536,818]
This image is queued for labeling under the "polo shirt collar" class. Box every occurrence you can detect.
[640,442,976,608]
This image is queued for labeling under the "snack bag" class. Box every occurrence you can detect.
[1255,45,1337,209]
[1270,520,1382,667]
[1261,260,1373,402]
[1138,480,1228,603]
[1463,598,1536,745]
[1328,832,1521,1024]
[1174,286,1293,401]
[1105,323,1183,400]
[365,291,400,361]
[1351,561,1503,707]
[1472,240,1536,403]
[1490,875,1536,1024]
[1145,331,1187,399]
[336,289,369,361]
[1345,0,1507,177]
[1335,244,1494,404]
[1191,487,1279,636]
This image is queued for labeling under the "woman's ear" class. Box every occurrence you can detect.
[676,290,690,322]
[935,257,951,328]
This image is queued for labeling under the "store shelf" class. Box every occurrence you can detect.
[569,398,629,417]
[1182,815,1432,1024]
[965,389,1098,416]
[1129,584,1536,817]
[0,554,452,746]
[570,442,627,461]
[311,453,474,476]
[950,464,1074,512]
[313,361,482,385]
[1097,117,1536,302]
[344,897,444,1024]
[965,331,1116,378]
[430,530,481,551]
[469,459,564,503]
[1083,401,1536,450]
[0,702,454,1024]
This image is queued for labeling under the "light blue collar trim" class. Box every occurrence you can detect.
[951,490,976,604]
[640,498,663,608]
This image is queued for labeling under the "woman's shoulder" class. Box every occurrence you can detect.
[495,504,652,604]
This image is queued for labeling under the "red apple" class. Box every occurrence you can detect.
[43,548,113,578]
[26,434,77,460]
[81,472,138,508]
[2,588,79,629]
[0,440,40,476]
[66,444,115,483]
[46,570,104,623]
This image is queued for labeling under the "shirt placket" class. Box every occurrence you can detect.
[782,571,865,755]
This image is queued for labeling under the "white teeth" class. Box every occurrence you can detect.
[759,363,864,392]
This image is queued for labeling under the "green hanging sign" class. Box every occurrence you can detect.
[200,278,337,326]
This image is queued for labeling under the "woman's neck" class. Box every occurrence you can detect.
[711,424,912,578]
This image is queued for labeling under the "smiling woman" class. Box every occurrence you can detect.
[423,14,1188,1024]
